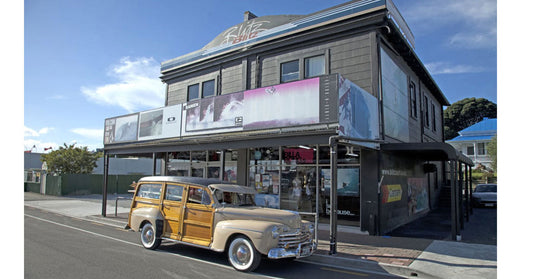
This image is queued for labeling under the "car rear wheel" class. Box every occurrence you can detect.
[228,236,261,272]
[140,222,161,250]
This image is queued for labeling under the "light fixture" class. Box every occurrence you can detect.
[298,145,312,150]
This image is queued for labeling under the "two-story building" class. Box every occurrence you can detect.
[447,118,497,170]
[102,0,473,241]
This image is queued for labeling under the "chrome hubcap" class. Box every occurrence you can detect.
[143,227,154,244]
[236,245,250,264]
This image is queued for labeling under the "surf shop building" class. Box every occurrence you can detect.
[102,0,473,243]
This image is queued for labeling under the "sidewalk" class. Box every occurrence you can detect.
[24,192,497,278]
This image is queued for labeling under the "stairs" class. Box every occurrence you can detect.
[439,186,452,208]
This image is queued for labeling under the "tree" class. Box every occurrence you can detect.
[444,97,497,140]
[487,135,497,172]
[41,143,102,174]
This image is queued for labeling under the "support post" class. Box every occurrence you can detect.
[220,150,226,181]
[152,153,157,176]
[469,166,474,215]
[459,163,464,230]
[102,153,109,217]
[450,160,457,241]
[329,141,338,255]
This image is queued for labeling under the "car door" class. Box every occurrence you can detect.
[161,183,185,240]
[181,185,214,247]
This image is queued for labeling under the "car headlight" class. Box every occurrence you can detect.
[272,226,280,239]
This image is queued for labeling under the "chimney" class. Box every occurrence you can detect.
[244,11,257,22]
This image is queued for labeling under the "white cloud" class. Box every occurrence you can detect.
[71,128,103,140]
[81,57,165,112]
[24,139,59,153]
[24,126,53,137]
[400,0,496,49]
[425,62,485,75]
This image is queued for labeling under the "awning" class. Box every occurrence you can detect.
[381,142,473,166]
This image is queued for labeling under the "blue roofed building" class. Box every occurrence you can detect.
[447,118,497,170]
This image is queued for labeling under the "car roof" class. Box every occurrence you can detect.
[138,176,232,187]
[209,184,258,194]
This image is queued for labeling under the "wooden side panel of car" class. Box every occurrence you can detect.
[181,186,214,247]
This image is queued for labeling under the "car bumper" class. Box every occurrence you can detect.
[267,242,316,259]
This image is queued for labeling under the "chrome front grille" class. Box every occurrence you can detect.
[278,230,312,249]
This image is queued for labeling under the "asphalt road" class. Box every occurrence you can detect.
[24,206,401,279]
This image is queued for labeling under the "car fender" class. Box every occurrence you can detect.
[129,207,163,232]
[211,219,282,255]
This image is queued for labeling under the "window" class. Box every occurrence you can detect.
[187,187,212,205]
[477,143,486,155]
[424,95,429,127]
[304,55,325,78]
[137,183,162,200]
[409,82,417,118]
[202,79,215,98]
[466,146,474,155]
[281,60,299,83]
[431,103,436,131]
[165,184,184,202]
[188,84,200,101]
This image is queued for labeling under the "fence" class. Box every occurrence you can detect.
[25,174,145,196]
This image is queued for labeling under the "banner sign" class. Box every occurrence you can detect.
[381,184,403,203]
[104,114,139,144]
[138,105,182,141]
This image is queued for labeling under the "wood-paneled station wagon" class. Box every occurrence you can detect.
[126,176,316,272]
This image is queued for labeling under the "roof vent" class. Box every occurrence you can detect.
[244,11,257,22]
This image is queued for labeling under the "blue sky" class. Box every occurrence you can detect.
[22,0,498,153]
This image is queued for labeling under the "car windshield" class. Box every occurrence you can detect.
[475,184,497,193]
[214,189,256,206]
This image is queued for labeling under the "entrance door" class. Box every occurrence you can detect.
[161,183,185,240]
[181,186,214,246]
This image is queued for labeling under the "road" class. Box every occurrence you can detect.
[24,206,401,279]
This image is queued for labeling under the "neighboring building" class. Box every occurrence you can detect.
[447,118,497,170]
[102,0,472,238]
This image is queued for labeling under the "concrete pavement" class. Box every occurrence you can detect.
[24,192,497,278]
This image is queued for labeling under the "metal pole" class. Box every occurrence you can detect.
[102,153,109,217]
[459,163,464,230]
[329,141,338,255]
[469,166,474,215]
[450,160,457,241]
[152,152,157,176]
[315,145,319,245]
[220,150,226,181]
[465,164,470,222]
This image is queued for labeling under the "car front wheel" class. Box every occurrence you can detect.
[140,222,161,250]
[227,236,261,272]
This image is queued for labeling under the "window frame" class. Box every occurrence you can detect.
[280,59,300,83]
[431,102,436,131]
[423,95,430,128]
[409,81,418,119]
[187,83,200,101]
[304,55,326,79]
[201,79,216,98]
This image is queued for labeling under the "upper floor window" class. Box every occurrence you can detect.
[281,60,299,83]
[431,103,436,131]
[409,82,417,119]
[188,84,200,101]
[187,79,216,101]
[202,79,215,98]
[424,95,429,127]
[477,143,486,155]
[304,55,325,78]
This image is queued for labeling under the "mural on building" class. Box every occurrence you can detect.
[407,177,429,215]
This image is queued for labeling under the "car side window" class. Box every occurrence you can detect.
[165,184,184,202]
[137,183,162,200]
[187,187,212,205]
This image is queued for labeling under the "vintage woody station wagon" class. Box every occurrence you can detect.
[127,176,316,272]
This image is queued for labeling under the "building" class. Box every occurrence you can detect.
[447,118,497,170]
[102,0,473,243]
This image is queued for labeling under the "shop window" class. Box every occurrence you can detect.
[191,151,206,162]
[304,55,325,78]
[187,84,200,101]
[202,79,215,98]
[281,60,299,83]
[409,82,417,119]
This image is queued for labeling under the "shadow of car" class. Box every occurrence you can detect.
[472,184,497,208]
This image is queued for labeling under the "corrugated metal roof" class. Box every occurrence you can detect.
[460,118,497,134]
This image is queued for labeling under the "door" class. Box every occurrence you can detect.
[181,186,214,246]
[161,183,185,240]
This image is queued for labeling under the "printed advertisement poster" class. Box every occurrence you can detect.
[244,78,320,129]
[255,194,280,209]
[105,114,139,144]
[408,178,429,215]
[338,76,379,141]
[138,105,182,141]
[381,184,403,203]
[321,168,360,197]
